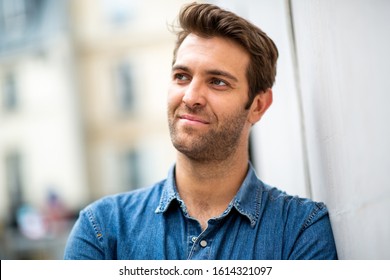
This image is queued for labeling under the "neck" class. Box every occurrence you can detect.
[174,146,249,229]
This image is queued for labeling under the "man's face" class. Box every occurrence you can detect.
[167,34,252,162]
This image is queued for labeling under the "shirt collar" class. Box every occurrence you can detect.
[231,163,263,227]
[155,163,263,227]
[155,165,179,214]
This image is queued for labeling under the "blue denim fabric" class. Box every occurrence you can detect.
[64,164,338,260]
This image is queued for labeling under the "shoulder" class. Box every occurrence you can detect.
[260,183,329,230]
[258,183,337,259]
[244,165,328,227]
[82,180,166,220]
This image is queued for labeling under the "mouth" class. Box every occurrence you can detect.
[178,114,210,125]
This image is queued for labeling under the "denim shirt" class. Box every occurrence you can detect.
[64,164,338,260]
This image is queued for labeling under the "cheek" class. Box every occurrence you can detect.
[167,85,183,110]
[206,95,233,115]
[213,99,248,122]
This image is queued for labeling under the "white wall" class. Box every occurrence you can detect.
[291,0,390,259]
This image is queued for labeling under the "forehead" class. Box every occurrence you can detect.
[174,34,249,79]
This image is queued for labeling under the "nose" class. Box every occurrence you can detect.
[182,79,206,109]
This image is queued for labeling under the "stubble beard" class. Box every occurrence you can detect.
[168,106,249,163]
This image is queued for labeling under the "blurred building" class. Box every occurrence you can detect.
[0,0,88,258]
[69,0,183,201]
[0,0,87,223]
[0,0,189,259]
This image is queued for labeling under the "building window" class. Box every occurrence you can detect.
[0,0,43,41]
[0,0,27,34]
[5,151,24,227]
[100,0,137,26]
[120,150,141,191]
[114,61,135,114]
[2,72,18,112]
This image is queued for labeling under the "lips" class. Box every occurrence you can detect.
[178,114,210,124]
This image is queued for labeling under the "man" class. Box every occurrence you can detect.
[64,3,338,260]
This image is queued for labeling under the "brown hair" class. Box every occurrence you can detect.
[172,3,278,109]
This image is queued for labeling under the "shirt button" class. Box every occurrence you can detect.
[191,236,197,243]
[200,240,208,247]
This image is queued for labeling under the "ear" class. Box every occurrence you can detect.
[247,88,273,125]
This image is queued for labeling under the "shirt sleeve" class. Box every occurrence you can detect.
[287,203,338,260]
[63,208,106,260]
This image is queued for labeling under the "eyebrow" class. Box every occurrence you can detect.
[172,64,239,83]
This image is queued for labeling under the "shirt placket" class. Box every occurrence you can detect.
[186,219,214,260]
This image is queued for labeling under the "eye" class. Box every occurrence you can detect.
[210,78,229,88]
[173,73,190,83]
